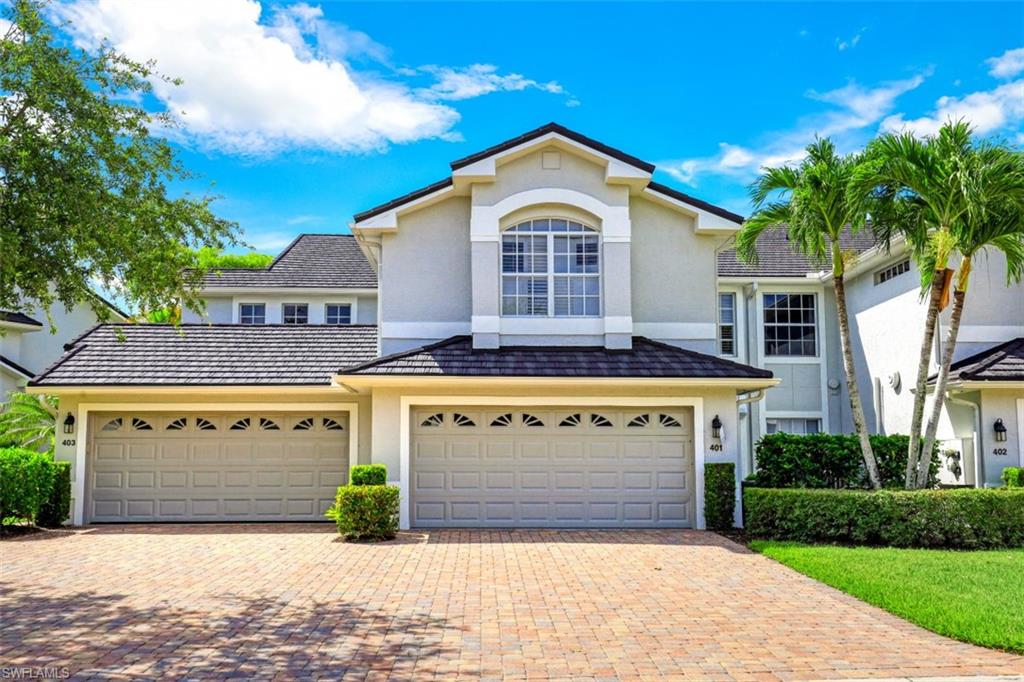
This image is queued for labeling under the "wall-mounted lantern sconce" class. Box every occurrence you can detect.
[994,418,1007,443]
[711,415,722,439]
[63,412,75,435]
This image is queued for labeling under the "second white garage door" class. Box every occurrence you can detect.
[411,406,694,528]
[88,412,349,522]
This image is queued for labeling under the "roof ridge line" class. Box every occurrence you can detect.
[337,335,468,374]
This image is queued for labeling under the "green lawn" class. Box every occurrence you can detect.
[750,541,1024,654]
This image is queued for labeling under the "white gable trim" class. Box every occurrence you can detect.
[642,187,742,234]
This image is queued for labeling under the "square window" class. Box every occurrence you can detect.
[239,303,265,324]
[283,304,308,324]
[763,293,817,356]
[325,304,352,325]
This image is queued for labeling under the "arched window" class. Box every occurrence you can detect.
[501,218,600,317]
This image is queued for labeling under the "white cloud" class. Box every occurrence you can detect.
[881,79,1024,137]
[661,73,927,185]
[986,47,1024,79]
[285,214,323,226]
[54,0,570,155]
[836,28,866,51]
[417,64,569,102]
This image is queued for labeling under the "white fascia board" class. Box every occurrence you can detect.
[352,184,459,232]
[947,325,1024,344]
[717,276,820,285]
[335,374,781,390]
[1,361,33,379]
[25,385,346,396]
[640,188,742,234]
[953,380,1024,391]
[200,287,378,295]
[0,320,42,333]
[451,157,496,182]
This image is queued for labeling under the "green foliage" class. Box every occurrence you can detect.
[744,487,1024,549]
[195,247,273,270]
[0,446,55,524]
[1002,467,1024,488]
[752,542,1024,654]
[704,463,736,530]
[350,463,388,486]
[0,0,238,322]
[0,392,57,450]
[37,459,70,527]
[326,484,400,541]
[751,433,938,489]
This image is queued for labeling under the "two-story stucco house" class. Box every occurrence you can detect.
[719,229,1024,487]
[28,123,778,528]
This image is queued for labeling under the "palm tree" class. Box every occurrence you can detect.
[862,121,1024,486]
[0,391,57,450]
[737,138,883,489]
[919,145,1024,479]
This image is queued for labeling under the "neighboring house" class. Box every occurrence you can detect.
[29,123,777,528]
[1,297,127,399]
[719,229,1024,487]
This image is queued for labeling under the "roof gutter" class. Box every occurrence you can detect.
[332,374,780,390]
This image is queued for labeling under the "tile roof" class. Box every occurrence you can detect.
[200,234,377,289]
[339,336,773,380]
[29,324,380,387]
[718,226,878,278]
[939,338,1024,383]
[0,311,43,327]
[1,354,34,378]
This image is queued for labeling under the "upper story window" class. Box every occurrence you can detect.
[283,303,308,324]
[763,293,816,356]
[239,303,266,324]
[325,303,352,325]
[766,417,821,435]
[875,259,911,285]
[718,292,736,356]
[501,218,600,317]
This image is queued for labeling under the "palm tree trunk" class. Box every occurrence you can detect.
[905,270,946,488]
[919,259,971,487]
[834,274,883,488]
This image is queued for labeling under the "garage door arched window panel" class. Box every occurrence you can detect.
[229,417,250,431]
[130,417,153,431]
[501,218,600,317]
[452,413,476,427]
[166,417,188,431]
[627,414,651,428]
[196,417,217,431]
[293,417,315,431]
[101,418,122,432]
[489,413,513,427]
[590,413,613,428]
[558,413,582,427]
[259,417,280,431]
[420,413,444,428]
[321,417,345,431]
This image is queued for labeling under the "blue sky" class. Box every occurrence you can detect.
[53,1,1024,253]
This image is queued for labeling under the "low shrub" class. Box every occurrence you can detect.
[0,447,56,524]
[37,460,72,528]
[744,487,1024,549]
[326,484,400,541]
[350,463,388,486]
[751,433,939,489]
[1002,467,1023,488]
[704,463,736,530]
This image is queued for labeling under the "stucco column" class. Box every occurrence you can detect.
[470,239,500,349]
[602,240,633,349]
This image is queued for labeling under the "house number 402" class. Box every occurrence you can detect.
[993,448,1008,456]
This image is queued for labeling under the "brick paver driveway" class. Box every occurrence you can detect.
[2,526,1022,681]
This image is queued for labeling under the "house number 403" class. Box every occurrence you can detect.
[61,439,75,447]
[993,448,1008,456]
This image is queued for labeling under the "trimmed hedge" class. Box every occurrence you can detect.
[751,433,939,489]
[704,463,736,530]
[326,484,400,541]
[0,447,56,524]
[1002,467,1023,488]
[37,460,71,528]
[350,463,387,486]
[744,487,1024,549]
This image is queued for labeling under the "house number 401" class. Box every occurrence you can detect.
[993,448,1008,456]
[709,443,723,452]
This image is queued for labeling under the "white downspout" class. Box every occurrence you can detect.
[947,393,982,488]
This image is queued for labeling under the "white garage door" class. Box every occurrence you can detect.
[88,412,349,522]
[411,407,694,528]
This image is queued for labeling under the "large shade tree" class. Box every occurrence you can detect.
[862,122,1024,487]
[737,138,883,489]
[0,0,237,324]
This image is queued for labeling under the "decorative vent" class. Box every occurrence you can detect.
[420,413,444,427]
[259,417,280,431]
[522,413,545,427]
[590,413,613,427]
[627,414,650,428]
[131,417,153,431]
[196,417,217,431]
[166,417,188,431]
[659,414,682,428]
[101,418,122,432]
[293,417,314,431]
[229,418,250,431]
[322,417,344,431]
[489,413,513,427]
[558,413,581,427]
[452,413,476,427]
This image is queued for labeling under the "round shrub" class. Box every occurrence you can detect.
[0,447,56,524]
[326,484,400,541]
[350,463,387,486]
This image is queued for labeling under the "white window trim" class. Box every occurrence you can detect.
[236,302,266,324]
[500,219,602,319]
[761,292,819,359]
[717,291,738,358]
[282,303,310,325]
[765,415,823,435]
[324,302,355,325]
